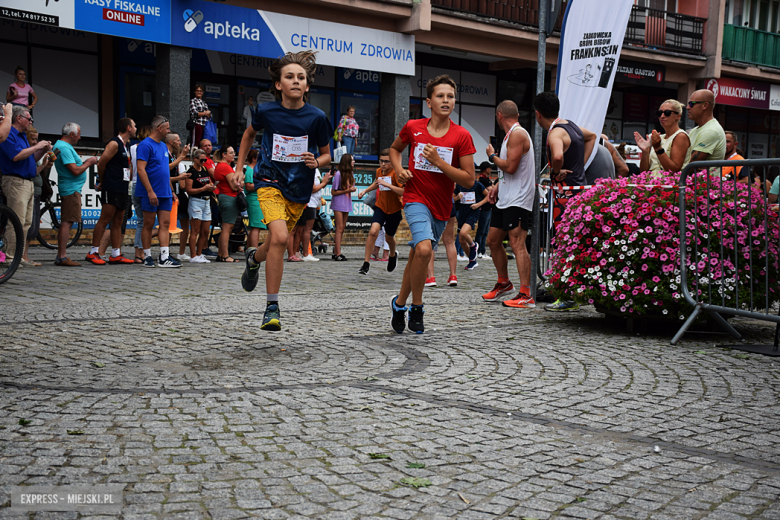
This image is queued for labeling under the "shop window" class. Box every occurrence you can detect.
[338,94,379,159]
[460,105,498,164]
[32,47,99,137]
[121,66,156,129]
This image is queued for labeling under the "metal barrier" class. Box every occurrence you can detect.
[671,158,780,354]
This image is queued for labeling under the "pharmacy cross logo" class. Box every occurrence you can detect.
[183,9,203,33]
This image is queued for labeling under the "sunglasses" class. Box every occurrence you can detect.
[156,118,168,128]
[656,110,679,117]
[688,100,707,109]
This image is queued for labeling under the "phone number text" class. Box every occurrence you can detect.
[0,8,59,26]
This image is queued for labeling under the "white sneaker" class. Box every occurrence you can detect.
[302,254,320,262]
[482,254,491,260]
[189,255,208,264]
[477,253,483,259]
[457,254,468,262]
[178,253,191,261]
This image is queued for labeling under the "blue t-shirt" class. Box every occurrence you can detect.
[455,180,486,208]
[0,127,36,179]
[53,140,85,197]
[134,137,171,198]
[251,100,333,204]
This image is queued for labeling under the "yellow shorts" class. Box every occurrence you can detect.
[256,188,306,233]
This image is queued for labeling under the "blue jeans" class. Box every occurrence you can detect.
[343,136,355,155]
[475,208,492,254]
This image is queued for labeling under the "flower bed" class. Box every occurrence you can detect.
[544,171,780,318]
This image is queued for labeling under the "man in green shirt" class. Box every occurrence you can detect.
[686,89,726,165]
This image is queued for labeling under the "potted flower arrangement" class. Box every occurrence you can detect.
[544,171,780,319]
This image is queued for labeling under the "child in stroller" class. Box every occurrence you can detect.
[310,201,334,254]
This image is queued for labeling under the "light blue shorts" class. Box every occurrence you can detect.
[189,197,212,221]
[404,202,446,250]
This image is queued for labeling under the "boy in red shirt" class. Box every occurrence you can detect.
[389,75,476,333]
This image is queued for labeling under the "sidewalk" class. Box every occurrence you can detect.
[1,245,779,519]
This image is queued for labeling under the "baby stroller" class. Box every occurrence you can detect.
[310,207,334,254]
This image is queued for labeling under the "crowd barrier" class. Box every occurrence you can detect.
[671,158,780,354]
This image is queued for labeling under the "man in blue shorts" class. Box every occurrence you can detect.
[135,115,181,268]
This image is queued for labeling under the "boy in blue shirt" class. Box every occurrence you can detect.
[235,51,332,331]
[454,172,490,270]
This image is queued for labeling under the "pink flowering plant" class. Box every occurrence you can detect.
[545,171,780,318]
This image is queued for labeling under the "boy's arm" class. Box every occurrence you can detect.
[358,180,378,198]
[235,126,258,175]
[390,137,410,183]
[421,144,474,187]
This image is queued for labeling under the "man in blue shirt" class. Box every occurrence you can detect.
[52,122,98,266]
[135,115,181,268]
[0,105,51,261]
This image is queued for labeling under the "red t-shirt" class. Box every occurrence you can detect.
[399,118,476,221]
[213,162,237,197]
[204,157,216,173]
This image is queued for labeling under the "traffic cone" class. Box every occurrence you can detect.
[308,243,313,256]
[169,200,182,233]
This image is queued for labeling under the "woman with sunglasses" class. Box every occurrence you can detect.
[634,99,691,174]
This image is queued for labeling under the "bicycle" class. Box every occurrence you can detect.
[0,202,23,284]
[36,179,82,249]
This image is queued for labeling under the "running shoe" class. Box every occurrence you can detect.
[447,275,458,286]
[482,281,514,301]
[358,261,370,275]
[177,253,191,261]
[482,253,492,260]
[387,253,397,273]
[408,304,424,334]
[261,303,281,331]
[502,292,536,309]
[190,255,209,264]
[302,255,320,262]
[391,296,407,333]
[544,299,580,312]
[202,248,218,259]
[157,255,182,268]
[142,256,155,268]
[477,253,483,259]
[465,260,478,270]
[468,243,478,262]
[241,247,260,293]
[85,252,106,265]
[424,277,437,287]
[457,254,468,262]
[108,255,134,265]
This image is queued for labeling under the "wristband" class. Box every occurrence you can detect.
[489,153,497,161]
[654,148,665,155]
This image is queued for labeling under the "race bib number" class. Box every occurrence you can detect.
[461,191,476,204]
[379,175,392,191]
[123,168,131,181]
[272,134,308,163]
[413,143,454,173]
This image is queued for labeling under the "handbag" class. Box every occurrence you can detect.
[186,119,195,132]
[203,120,218,144]
[235,191,248,212]
[333,142,347,163]
[363,189,377,210]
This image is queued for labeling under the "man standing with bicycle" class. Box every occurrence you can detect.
[86,118,137,265]
[0,105,51,263]
[53,122,97,266]
[135,115,181,268]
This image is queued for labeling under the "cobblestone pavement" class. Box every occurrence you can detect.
[2,246,780,520]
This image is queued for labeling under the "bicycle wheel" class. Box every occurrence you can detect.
[36,201,58,249]
[36,202,82,249]
[0,203,23,284]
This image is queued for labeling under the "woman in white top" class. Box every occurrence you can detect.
[634,99,691,174]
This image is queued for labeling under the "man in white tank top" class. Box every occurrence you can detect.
[482,100,536,308]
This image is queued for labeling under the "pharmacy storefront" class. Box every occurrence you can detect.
[1,0,415,228]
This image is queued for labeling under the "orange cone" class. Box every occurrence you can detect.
[308,242,313,256]
[169,200,183,233]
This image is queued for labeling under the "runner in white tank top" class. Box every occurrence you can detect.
[482,100,536,308]
[496,123,535,211]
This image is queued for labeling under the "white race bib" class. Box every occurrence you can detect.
[123,168,131,182]
[461,191,476,204]
[413,143,454,173]
[272,134,308,163]
[379,175,392,191]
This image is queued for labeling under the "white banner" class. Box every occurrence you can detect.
[555,0,633,135]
